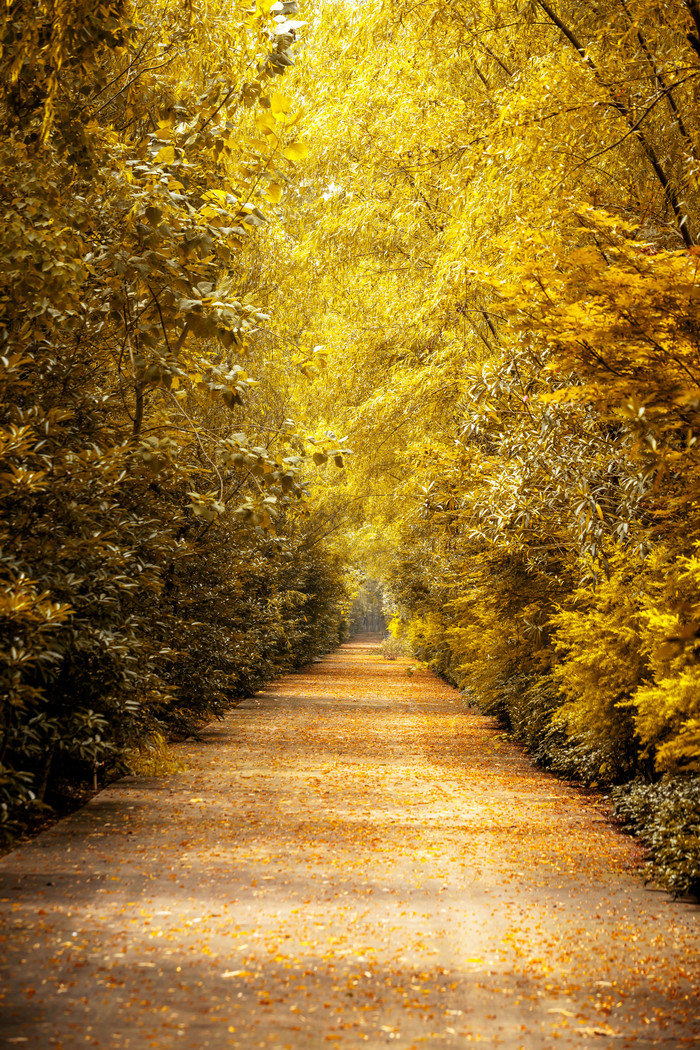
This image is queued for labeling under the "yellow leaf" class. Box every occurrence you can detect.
[283,141,309,163]
[271,92,293,122]
[246,136,269,152]
[264,183,283,204]
[155,145,176,163]
[255,113,277,136]
[202,188,229,205]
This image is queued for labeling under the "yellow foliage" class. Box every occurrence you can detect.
[627,549,700,772]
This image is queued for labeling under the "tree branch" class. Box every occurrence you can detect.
[536,0,694,247]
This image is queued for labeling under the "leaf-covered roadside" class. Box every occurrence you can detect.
[0,0,350,834]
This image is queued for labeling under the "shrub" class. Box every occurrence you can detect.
[612,776,700,897]
[380,635,408,660]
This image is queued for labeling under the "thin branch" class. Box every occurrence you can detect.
[552,74,699,191]
[579,339,629,377]
[91,59,177,117]
[619,0,694,148]
[167,391,225,502]
[79,37,151,110]
[536,0,694,246]
[147,284,172,354]
[480,42,513,78]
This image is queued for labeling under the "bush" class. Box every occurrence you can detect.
[379,635,408,660]
[126,733,186,778]
[551,551,647,783]
[612,776,700,897]
[0,0,351,837]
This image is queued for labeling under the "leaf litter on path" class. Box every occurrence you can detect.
[0,635,698,1049]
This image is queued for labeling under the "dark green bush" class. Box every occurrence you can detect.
[612,776,700,897]
[0,0,351,836]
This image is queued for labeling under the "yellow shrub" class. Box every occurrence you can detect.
[628,548,700,772]
[552,550,647,779]
[126,733,186,778]
[554,545,700,776]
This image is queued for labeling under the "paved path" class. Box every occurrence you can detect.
[1,637,698,1049]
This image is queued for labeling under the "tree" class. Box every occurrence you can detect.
[0,0,349,832]
[258,0,700,890]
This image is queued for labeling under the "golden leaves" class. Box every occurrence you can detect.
[154,144,176,164]
[271,91,293,122]
[283,141,309,163]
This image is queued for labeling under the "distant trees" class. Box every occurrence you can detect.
[348,580,386,634]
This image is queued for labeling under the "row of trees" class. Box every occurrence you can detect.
[267,0,700,893]
[0,0,352,832]
[4,0,699,893]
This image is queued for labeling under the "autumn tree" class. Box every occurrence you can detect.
[262,0,700,891]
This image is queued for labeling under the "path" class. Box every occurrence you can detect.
[0,637,698,1049]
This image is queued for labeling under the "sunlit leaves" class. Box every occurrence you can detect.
[283,140,309,162]
[270,91,293,121]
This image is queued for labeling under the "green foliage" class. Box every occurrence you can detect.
[612,776,700,897]
[0,0,350,835]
